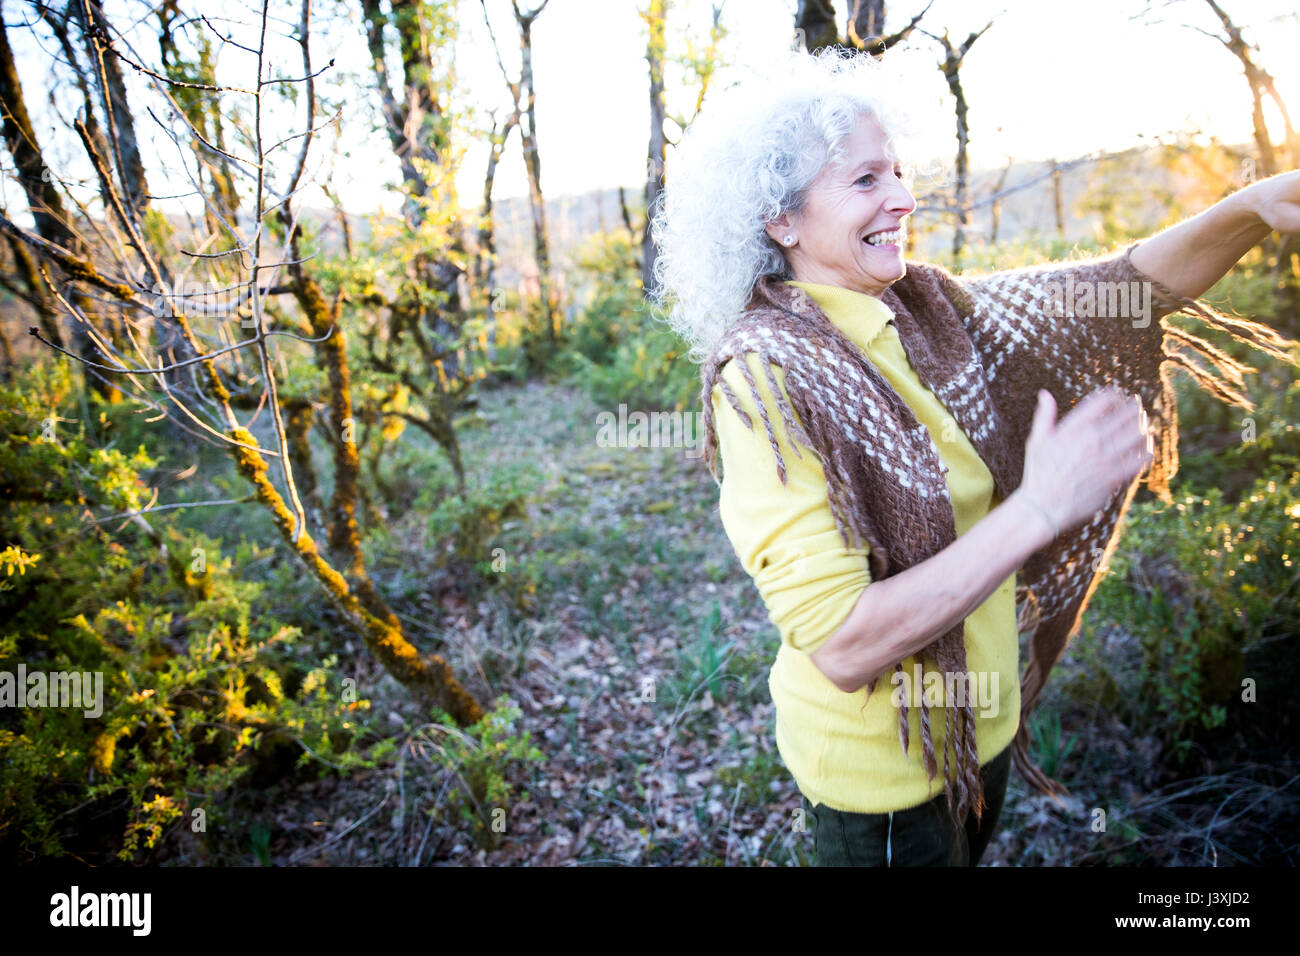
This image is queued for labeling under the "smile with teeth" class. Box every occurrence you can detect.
[865,227,906,246]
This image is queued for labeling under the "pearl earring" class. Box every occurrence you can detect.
[783,235,795,246]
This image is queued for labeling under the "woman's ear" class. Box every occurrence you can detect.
[764,213,793,246]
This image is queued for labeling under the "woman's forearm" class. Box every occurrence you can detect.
[809,490,1055,694]
[1128,186,1272,300]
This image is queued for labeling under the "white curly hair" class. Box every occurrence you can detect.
[649,46,921,364]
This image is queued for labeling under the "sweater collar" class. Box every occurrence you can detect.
[783,280,895,351]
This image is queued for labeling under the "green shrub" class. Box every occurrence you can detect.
[558,229,699,413]
[561,231,643,369]
[424,463,543,609]
[0,363,365,862]
[426,699,544,850]
[1161,267,1300,499]
[567,312,700,414]
[1085,472,1300,762]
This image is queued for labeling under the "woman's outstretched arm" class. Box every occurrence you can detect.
[1129,169,1299,299]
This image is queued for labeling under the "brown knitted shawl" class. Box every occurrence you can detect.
[699,245,1299,827]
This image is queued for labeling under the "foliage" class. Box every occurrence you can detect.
[1083,472,1300,763]
[567,312,700,414]
[955,235,1111,275]
[1027,709,1077,781]
[426,699,544,850]
[562,230,644,363]
[0,363,364,863]
[1163,268,1300,497]
[424,462,543,609]
[548,229,699,412]
[670,601,739,703]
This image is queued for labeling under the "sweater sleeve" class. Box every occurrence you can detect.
[711,352,871,655]
[956,244,1184,359]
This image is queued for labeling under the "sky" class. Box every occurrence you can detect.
[5,0,1299,219]
[443,0,1300,206]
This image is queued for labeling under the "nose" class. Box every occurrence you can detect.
[887,177,917,218]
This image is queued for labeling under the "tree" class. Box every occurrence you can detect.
[643,0,667,297]
[1189,0,1296,179]
[0,0,119,401]
[5,0,483,725]
[796,0,931,57]
[1187,0,1298,329]
[918,19,994,270]
[357,0,482,485]
[479,0,558,350]
[509,1,555,342]
[1135,0,1299,329]
[641,0,726,298]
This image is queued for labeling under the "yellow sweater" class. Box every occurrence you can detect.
[710,281,1021,813]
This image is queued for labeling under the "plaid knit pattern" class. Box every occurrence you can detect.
[700,244,1299,827]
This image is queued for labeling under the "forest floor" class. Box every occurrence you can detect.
[161,379,1298,867]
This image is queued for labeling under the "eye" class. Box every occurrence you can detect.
[856,173,875,186]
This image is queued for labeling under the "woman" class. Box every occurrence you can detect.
[650,48,1300,867]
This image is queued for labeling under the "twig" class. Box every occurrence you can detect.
[85,496,259,527]
[29,323,334,374]
[248,0,308,543]
[285,792,392,864]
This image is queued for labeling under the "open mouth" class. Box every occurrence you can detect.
[864,226,906,247]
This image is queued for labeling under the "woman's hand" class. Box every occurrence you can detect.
[1014,385,1152,539]
[1243,169,1300,235]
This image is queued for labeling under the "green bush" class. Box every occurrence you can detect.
[1084,471,1300,762]
[426,699,544,850]
[1161,267,1300,497]
[558,229,699,413]
[561,231,643,369]
[517,295,565,381]
[0,363,365,863]
[567,312,700,414]
[424,462,543,609]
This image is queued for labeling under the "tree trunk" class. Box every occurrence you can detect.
[947,63,969,267]
[1051,161,1065,238]
[515,3,556,341]
[1200,0,1297,324]
[989,158,1012,243]
[797,0,838,53]
[922,23,993,271]
[799,0,929,57]
[0,6,115,399]
[77,0,152,222]
[476,111,517,362]
[642,0,667,298]
[359,0,466,380]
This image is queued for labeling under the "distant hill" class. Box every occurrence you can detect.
[284,138,1253,296]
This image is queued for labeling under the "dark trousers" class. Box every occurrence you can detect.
[801,744,1012,867]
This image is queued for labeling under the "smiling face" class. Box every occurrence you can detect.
[766,112,916,298]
